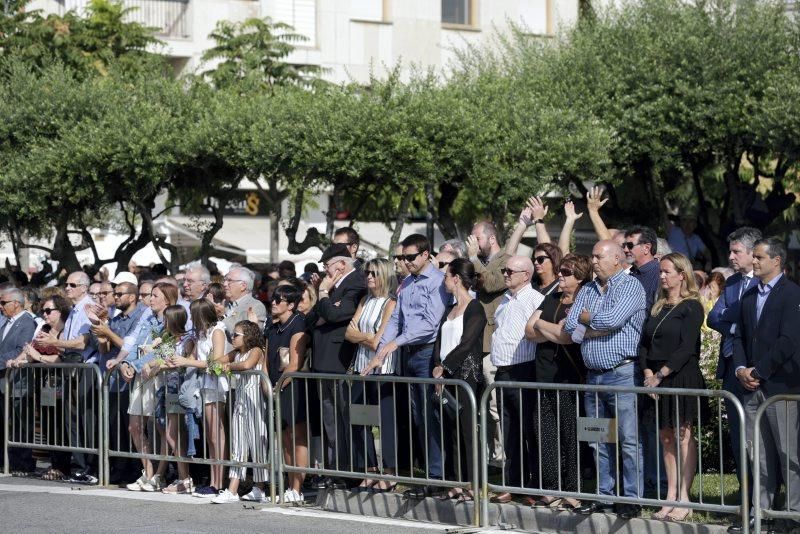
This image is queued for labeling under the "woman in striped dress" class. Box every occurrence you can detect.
[346,258,398,492]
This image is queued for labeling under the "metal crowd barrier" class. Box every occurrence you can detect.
[103,366,275,501]
[752,394,800,533]
[479,381,749,531]
[275,371,480,525]
[3,363,105,483]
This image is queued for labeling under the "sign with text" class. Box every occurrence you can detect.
[182,191,268,217]
[577,417,618,443]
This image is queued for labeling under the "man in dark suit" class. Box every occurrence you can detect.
[0,287,38,473]
[708,226,761,521]
[733,237,800,533]
[310,243,366,486]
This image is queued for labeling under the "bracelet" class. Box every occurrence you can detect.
[656,370,665,380]
[534,219,545,225]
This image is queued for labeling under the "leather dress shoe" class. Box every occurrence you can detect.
[616,503,642,519]
[576,501,614,515]
[491,492,513,504]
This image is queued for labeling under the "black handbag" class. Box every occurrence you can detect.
[432,387,463,419]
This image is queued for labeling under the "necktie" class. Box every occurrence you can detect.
[738,276,750,300]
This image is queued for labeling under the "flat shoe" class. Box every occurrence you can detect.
[491,492,513,504]
[558,501,580,511]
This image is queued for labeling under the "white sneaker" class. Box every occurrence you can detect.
[240,486,265,502]
[211,489,241,504]
[140,474,164,492]
[126,471,147,491]
[283,489,304,503]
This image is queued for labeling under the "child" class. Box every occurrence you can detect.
[211,320,270,503]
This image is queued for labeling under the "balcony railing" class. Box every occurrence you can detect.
[57,0,191,39]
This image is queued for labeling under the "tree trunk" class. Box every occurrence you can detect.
[436,181,460,240]
[389,186,417,253]
[424,182,436,247]
[51,213,82,273]
[198,196,226,266]
[285,188,327,254]
[255,177,287,265]
[136,200,178,274]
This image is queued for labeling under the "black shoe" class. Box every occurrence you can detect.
[312,476,332,489]
[403,485,438,499]
[728,518,777,534]
[616,504,641,519]
[576,501,614,515]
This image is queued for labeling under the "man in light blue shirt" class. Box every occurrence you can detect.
[370,234,449,498]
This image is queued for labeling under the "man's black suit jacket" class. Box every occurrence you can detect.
[733,275,800,396]
[310,269,367,373]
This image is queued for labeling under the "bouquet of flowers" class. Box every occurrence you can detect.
[206,359,230,378]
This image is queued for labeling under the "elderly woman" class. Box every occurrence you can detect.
[525,253,592,510]
[9,295,73,481]
[346,258,398,492]
[640,253,708,521]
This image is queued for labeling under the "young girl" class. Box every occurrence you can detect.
[170,299,231,497]
[211,320,269,504]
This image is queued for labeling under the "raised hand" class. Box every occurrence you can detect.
[564,200,584,222]
[518,206,534,227]
[586,186,609,212]
[526,196,548,220]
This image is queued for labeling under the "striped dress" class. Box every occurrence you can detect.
[353,296,396,375]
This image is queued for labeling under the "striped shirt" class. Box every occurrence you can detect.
[490,285,544,367]
[564,268,646,371]
[354,296,396,374]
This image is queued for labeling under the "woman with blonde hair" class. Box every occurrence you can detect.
[640,253,709,521]
[347,258,398,492]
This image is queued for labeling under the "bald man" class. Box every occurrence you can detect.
[564,240,647,518]
[489,254,544,503]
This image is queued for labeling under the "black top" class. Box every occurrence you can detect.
[265,312,306,386]
[432,299,487,386]
[639,299,704,373]
[534,292,585,384]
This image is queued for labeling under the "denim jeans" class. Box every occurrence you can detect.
[584,362,643,499]
[402,345,442,479]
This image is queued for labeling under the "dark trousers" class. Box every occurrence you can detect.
[539,389,579,492]
[2,370,35,472]
[107,390,136,481]
[401,344,442,479]
[66,367,97,475]
[350,380,396,471]
[722,359,752,507]
[441,382,477,484]
[495,360,538,488]
[319,378,351,473]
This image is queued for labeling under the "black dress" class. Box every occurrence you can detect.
[534,292,585,494]
[639,299,710,428]
[266,312,307,428]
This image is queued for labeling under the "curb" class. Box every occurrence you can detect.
[317,489,731,533]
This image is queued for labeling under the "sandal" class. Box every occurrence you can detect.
[532,497,561,508]
[42,469,65,481]
[437,487,463,501]
[456,491,474,503]
[652,507,673,520]
[558,499,580,511]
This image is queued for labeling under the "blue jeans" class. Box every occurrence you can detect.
[584,362,644,499]
[402,345,442,479]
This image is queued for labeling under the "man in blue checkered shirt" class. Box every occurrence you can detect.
[564,240,647,519]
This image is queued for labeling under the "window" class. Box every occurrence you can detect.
[442,0,471,26]
[274,0,317,47]
[351,0,384,22]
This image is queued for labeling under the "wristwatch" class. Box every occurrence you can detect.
[751,368,761,380]
[533,219,545,225]
[655,370,665,380]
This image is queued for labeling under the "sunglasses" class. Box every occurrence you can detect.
[66,282,86,288]
[271,297,287,305]
[500,268,525,276]
[533,256,550,265]
[139,292,152,298]
[42,308,58,315]
[438,261,451,269]
[623,242,639,250]
[394,252,422,263]
[0,300,12,306]
[113,292,133,298]
[233,332,245,337]
[559,267,575,277]
[364,270,376,277]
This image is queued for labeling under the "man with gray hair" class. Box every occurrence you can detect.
[708,226,761,530]
[0,286,37,474]
[439,238,466,259]
[223,266,266,334]
[182,264,210,302]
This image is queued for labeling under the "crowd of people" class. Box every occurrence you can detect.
[0,190,797,532]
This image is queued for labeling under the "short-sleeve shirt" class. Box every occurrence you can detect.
[266,312,306,386]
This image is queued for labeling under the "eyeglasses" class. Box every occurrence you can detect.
[623,242,640,250]
[223,278,246,284]
[364,270,376,277]
[271,297,286,305]
[42,308,58,315]
[0,300,12,306]
[438,261,452,269]
[394,252,422,263]
[500,268,525,276]
[533,256,550,265]
[233,332,245,337]
[66,282,86,288]
[139,292,151,298]
[92,291,111,297]
[113,292,133,298]
[559,267,575,277]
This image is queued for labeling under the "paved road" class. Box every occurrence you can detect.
[0,475,510,534]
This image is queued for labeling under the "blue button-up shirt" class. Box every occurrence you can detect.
[123,312,163,373]
[380,263,448,348]
[564,268,646,371]
[104,303,148,389]
[756,273,782,323]
[63,295,98,363]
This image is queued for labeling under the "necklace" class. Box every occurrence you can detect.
[278,313,299,333]
[650,299,684,342]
